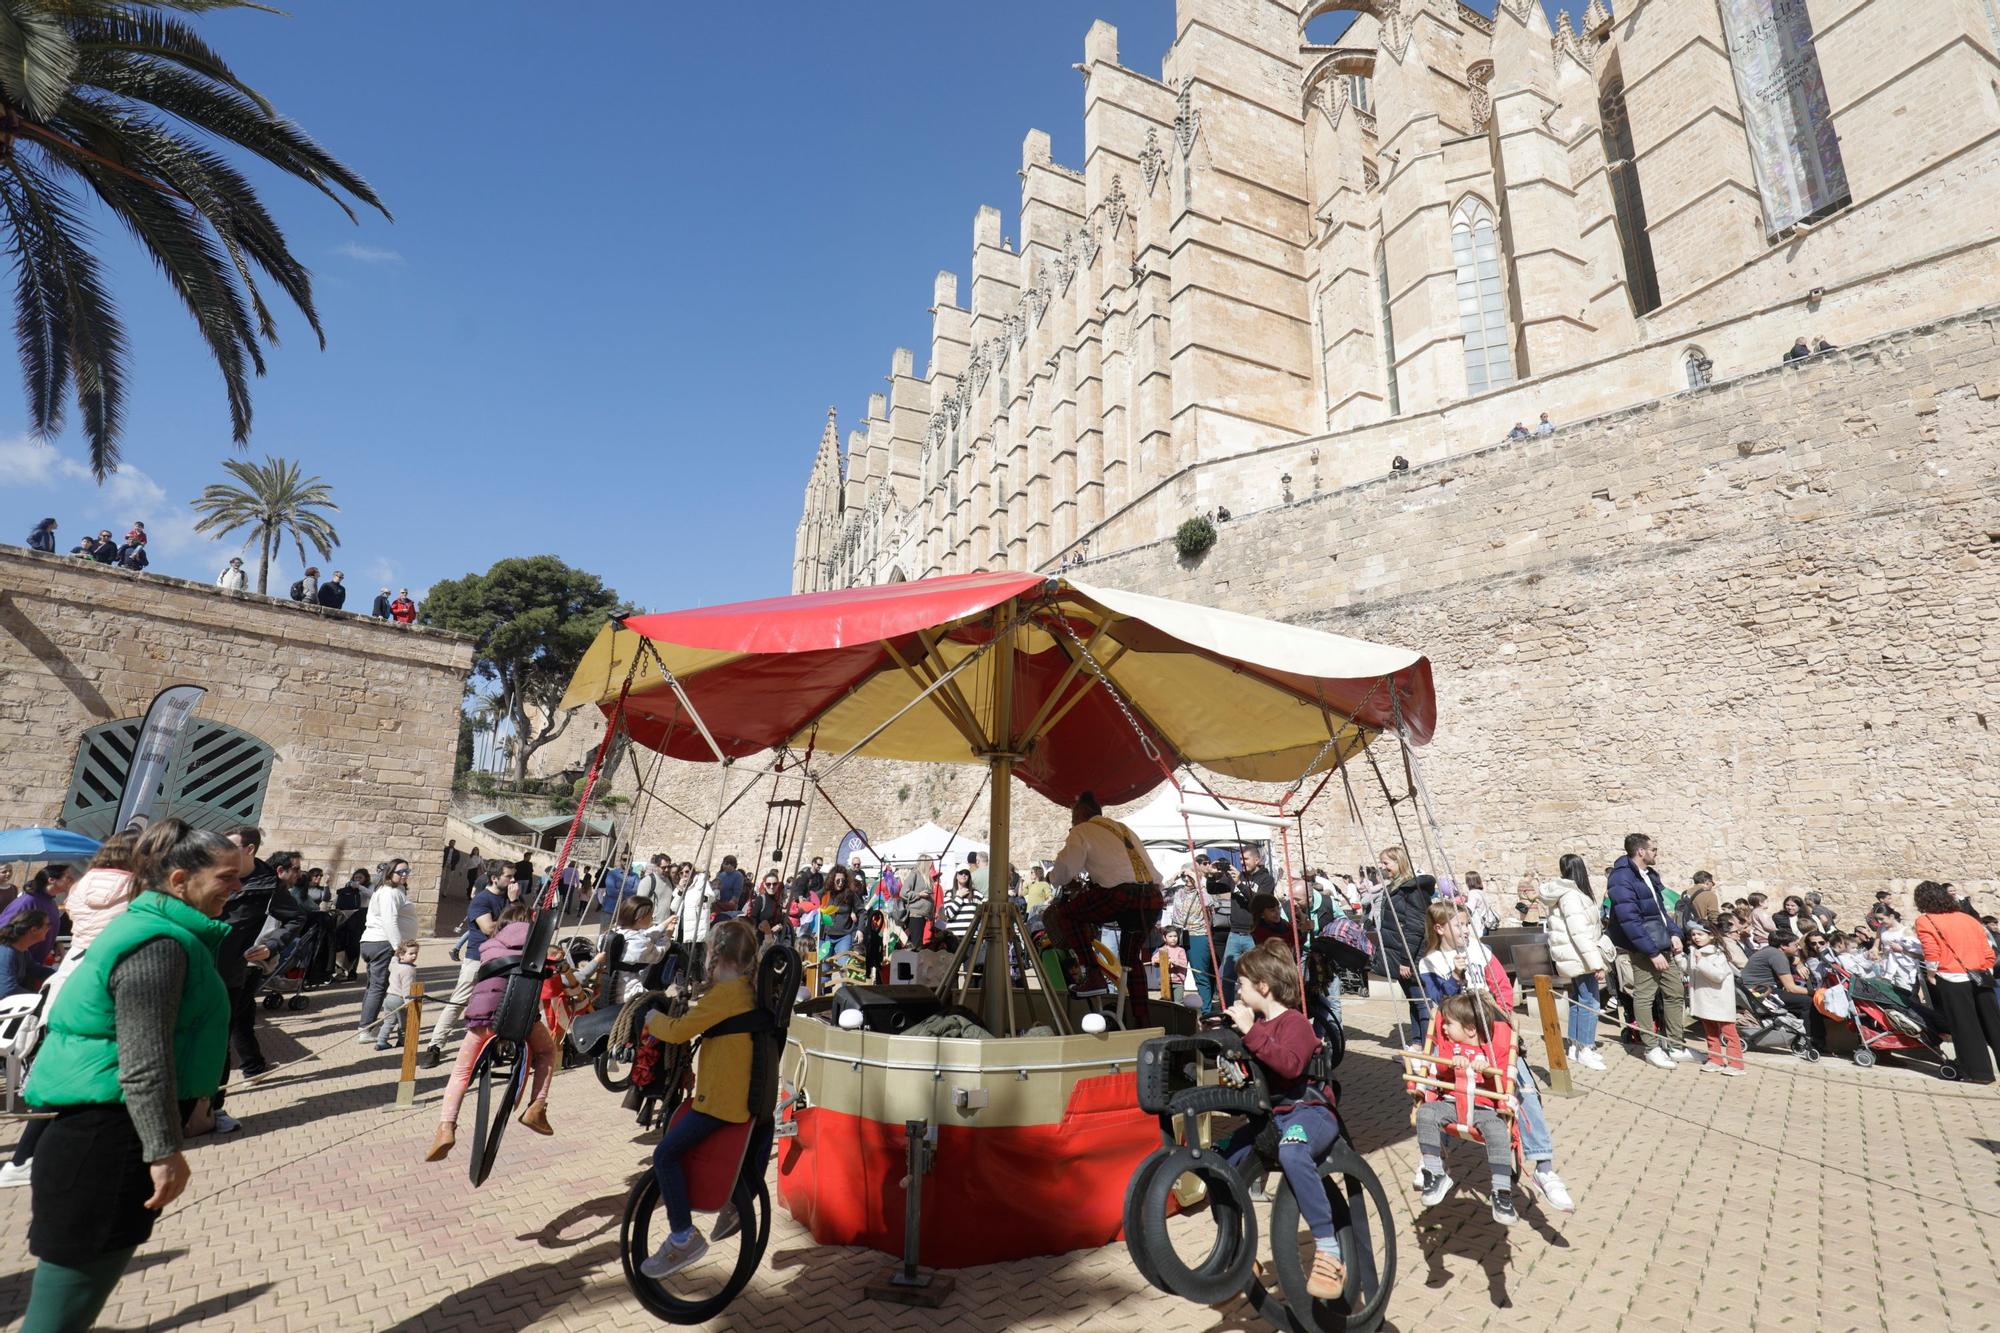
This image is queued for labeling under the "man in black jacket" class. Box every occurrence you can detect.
[317,571,348,610]
[1374,852,1437,1034]
[218,830,309,1098]
[1218,847,1275,1004]
[372,587,393,619]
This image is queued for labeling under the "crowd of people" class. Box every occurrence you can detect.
[19,517,423,626]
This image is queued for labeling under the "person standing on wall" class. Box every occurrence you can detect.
[316,571,347,611]
[288,567,320,603]
[25,518,57,553]
[1606,834,1690,1070]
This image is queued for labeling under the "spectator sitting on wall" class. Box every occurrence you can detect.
[1784,335,1811,363]
[1507,422,1530,440]
[1813,335,1836,354]
[86,531,120,564]
[390,589,417,624]
[123,521,147,550]
[216,557,248,591]
[117,538,149,572]
[1534,412,1554,436]
[372,587,393,618]
[69,533,98,559]
[289,567,320,603]
[25,518,57,553]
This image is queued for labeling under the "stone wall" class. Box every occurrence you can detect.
[632,305,2000,923]
[0,550,474,929]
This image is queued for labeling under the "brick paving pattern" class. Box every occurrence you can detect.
[3,942,1996,1331]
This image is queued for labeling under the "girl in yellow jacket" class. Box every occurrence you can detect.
[639,919,763,1279]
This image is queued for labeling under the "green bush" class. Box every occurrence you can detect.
[1175,515,1217,558]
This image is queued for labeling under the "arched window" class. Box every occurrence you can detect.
[1683,347,1713,389]
[1600,76,1661,315]
[1375,242,1400,416]
[1450,199,1514,394]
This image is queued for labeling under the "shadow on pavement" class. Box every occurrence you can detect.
[108,1281,274,1332]
[0,1249,187,1325]
[380,1239,618,1332]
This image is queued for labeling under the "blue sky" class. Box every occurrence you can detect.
[2,1,1586,610]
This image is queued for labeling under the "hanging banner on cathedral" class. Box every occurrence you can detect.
[1717,0,1851,235]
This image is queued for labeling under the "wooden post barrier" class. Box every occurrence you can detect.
[1533,975,1574,1096]
[393,981,425,1108]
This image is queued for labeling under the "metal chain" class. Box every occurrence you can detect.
[1048,607,1162,763]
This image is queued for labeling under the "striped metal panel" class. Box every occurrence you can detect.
[59,717,276,840]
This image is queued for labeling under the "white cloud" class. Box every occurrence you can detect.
[336,242,404,265]
[0,435,89,487]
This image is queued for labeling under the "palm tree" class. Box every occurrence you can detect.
[0,0,390,478]
[190,455,338,594]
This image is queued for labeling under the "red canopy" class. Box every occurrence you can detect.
[562,571,1434,808]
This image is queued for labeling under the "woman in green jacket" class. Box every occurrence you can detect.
[21,819,240,1333]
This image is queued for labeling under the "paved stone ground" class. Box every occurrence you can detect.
[3,941,1997,1332]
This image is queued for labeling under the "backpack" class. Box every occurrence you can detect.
[289,579,306,601]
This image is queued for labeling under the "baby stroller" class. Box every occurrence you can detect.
[260,912,338,1012]
[1736,978,1817,1061]
[1820,965,1958,1079]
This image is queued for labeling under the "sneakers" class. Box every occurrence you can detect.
[425,1123,456,1162]
[242,1062,280,1083]
[517,1099,553,1136]
[417,1046,443,1070]
[1417,1169,1455,1208]
[1700,1061,1723,1074]
[1491,1187,1518,1226]
[212,1112,242,1135]
[1670,1047,1697,1062]
[712,1202,741,1242]
[1720,1065,1747,1077]
[1531,1167,1574,1213]
[1645,1046,1676,1069]
[355,1028,376,1044]
[0,1160,31,1188]
[1306,1249,1347,1300]
[640,1229,709,1280]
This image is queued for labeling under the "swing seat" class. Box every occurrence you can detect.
[666,1102,758,1213]
[1399,1019,1525,1169]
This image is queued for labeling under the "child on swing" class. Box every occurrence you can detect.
[1413,991,1519,1224]
[426,903,555,1160]
[639,918,766,1279]
[1223,940,1346,1300]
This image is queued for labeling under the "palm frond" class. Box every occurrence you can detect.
[0,2,79,119]
[2,153,127,473]
[67,9,270,113]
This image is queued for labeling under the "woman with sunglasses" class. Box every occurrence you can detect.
[355,860,416,1040]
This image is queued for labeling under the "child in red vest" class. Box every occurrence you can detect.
[1412,991,1518,1224]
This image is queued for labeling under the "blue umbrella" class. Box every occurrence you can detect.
[0,827,103,863]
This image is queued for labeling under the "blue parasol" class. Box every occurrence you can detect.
[0,827,103,863]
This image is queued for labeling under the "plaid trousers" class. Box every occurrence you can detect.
[1044,882,1166,1025]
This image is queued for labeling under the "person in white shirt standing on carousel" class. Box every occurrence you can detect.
[1041,791,1166,1026]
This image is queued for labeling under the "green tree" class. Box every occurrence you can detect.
[0,0,390,478]
[423,557,622,787]
[189,454,338,594]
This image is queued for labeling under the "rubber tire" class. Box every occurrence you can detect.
[1268,1141,1396,1333]
[1121,1146,1176,1292]
[469,1039,529,1188]
[597,1044,634,1093]
[287,994,309,1012]
[1852,1047,1876,1068]
[261,992,283,1011]
[1939,1063,1961,1082]
[1799,1045,1821,1064]
[1131,1145,1256,1305]
[621,1170,769,1324]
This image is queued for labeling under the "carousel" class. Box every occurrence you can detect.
[549,570,1439,1323]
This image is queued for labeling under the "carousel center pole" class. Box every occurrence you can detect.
[981,600,1017,1038]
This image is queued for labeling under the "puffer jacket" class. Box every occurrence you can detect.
[1686,944,1738,1022]
[465,920,532,1029]
[1376,874,1436,976]
[1538,879,1607,980]
[1605,855,1680,958]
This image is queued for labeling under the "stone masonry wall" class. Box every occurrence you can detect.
[636,305,2000,923]
[0,550,474,929]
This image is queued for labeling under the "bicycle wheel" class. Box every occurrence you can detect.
[621,1169,769,1324]
[469,1039,530,1188]
[1267,1139,1395,1332]
[597,1043,634,1092]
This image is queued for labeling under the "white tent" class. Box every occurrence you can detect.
[855,821,988,870]
[1120,785,1279,850]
